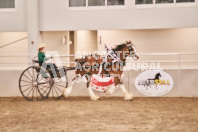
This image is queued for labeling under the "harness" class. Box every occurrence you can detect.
[75,42,137,75]
[98,44,123,75]
[103,44,121,63]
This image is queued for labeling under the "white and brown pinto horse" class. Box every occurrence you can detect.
[63,41,139,101]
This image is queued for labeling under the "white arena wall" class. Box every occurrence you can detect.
[0,69,198,97]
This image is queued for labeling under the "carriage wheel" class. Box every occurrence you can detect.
[49,74,68,99]
[36,67,53,99]
[19,66,52,101]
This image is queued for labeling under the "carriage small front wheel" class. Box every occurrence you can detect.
[49,75,68,99]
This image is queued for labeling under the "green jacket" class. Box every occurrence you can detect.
[38,51,49,63]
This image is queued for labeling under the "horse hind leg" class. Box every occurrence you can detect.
[105,85,116,95]
[120,83,133,101]
[115,77,133,101]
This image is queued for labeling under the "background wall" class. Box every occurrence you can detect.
[41,31,69,54]
[98,28,198,69]
[1,28,198,69]
[0,0,197,32]
[41,31,70,66]
[75,30,97,53]
[98,28,198,53]
[0,32,28,69]
[40,0,198,31]
[0,0,27,32]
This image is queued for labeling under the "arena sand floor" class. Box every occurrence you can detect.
[0,97,198,132]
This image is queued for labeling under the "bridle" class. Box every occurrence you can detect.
[104,43,138,63]
[84,42,139,76]
[127,43,138,58]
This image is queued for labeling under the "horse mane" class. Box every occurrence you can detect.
[112,43,126,52]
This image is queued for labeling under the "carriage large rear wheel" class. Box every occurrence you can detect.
[19,66,52,101]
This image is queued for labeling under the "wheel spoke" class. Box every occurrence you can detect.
[39,83,50,88]
[21,84,32,87]
[32,68,35,81]
[54,85,63,93]
[34,69,38,81]
[21,80,32,83]
[38,84,50,96]
[38,85,48,90]
[53,85,59,96]
[37,81,49,85]
[35,86,39,100]
[54,83,66,88]
[41,88,48,95]
[23,73,32,81]
[27,69,33,80]
[32,87,35,100]
[22,86,33,93]
[43,85,50,95]
[51,86,54,97]
[38,88,48,96]
[26,88,33,97]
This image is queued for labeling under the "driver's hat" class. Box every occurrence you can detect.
[38,43,46,49]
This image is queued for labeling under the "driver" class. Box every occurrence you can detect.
[38,43,60,78]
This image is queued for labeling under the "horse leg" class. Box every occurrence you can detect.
[63,75,78,97]
[114,77,133,101]
[85,74,100,101]
[120,83,133,101]
[105,85,116,95]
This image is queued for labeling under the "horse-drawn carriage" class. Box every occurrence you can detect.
[19,41,139,101]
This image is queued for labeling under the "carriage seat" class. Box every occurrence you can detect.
[32,60,42,66]
[32,60,39,63]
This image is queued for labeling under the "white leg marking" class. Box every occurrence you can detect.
[88,85,100,101]
[120,84,133,101]
[63,81,74,97]
[106,85,116,95]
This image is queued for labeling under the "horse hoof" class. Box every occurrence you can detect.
[125,94,133,101]
[91,96,101,101]
[63,89,70,98]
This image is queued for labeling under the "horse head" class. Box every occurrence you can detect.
[126,40,139,60]
[112,40,139,61]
